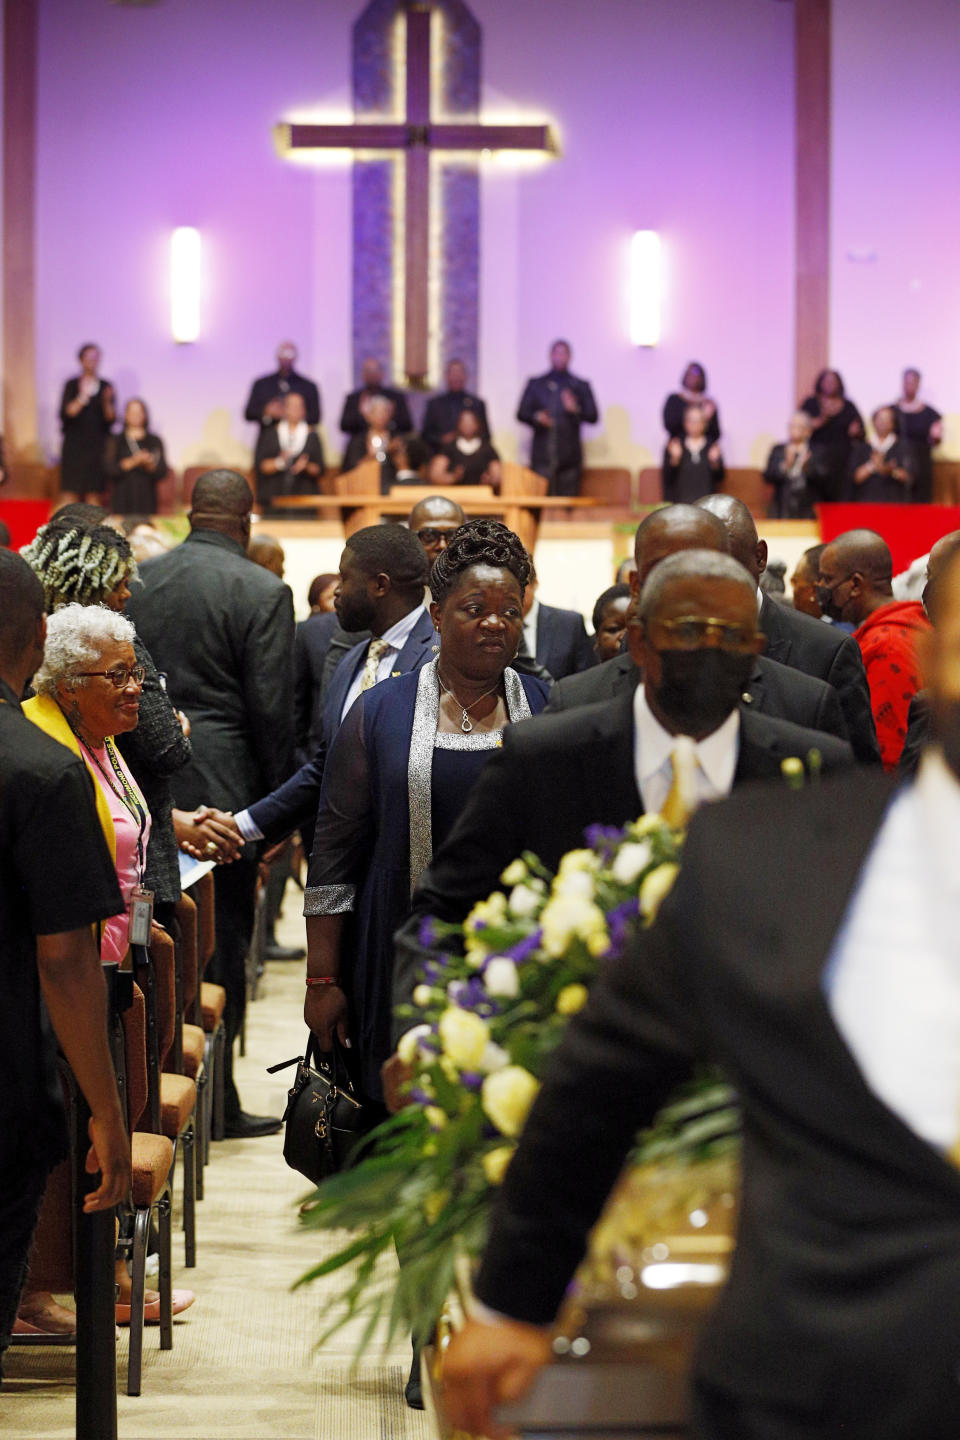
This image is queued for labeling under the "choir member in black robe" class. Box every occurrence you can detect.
[339,357,412,453]
[421,359,490,453]
[59,343,116,501]
[243,341,321,445]
[661,403,724,503]
[254,392,325,510]
[764,411,832,518]
[893,367,942,504]
[341,394,400,473]
[845,405,915,504]
[662,360,721,443]
[438,410,501,488]
[516,340,598,497]
[106,398,169,514]
[800,368,864,498]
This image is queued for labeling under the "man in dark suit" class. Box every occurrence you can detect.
[547,505,851,744]
[421,359,490,454]
[392,550,852,1019]
[339,357,413,462]
[231,524,432,854]
[442,550,960,1440]
[126,470,295,1138]
[516,340,598,496]
[243,340,320,444]
[695,493,880,764]
[522,565,595,680]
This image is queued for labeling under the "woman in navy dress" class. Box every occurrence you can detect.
[303,520,549,1105]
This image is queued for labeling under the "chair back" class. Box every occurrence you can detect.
[194,871,216,970]
[121,983,149,1134]
[175,892,199,1015]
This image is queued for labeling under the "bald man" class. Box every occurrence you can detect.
[408,495,467,571]
[818,529,931,769]
[339,358,412,463]
[442,542,960,1440]
[697,493,880,764]
[243,341,320,443]
[546,504,851,745]
[127,470,294,1138]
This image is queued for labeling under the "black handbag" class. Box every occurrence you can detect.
[267,1034,367,1185]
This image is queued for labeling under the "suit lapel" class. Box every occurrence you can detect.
[393,609,436,676]
[584,691,642,821]
[759,592,791,665]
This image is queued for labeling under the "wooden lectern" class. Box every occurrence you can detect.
[269,459,597,551]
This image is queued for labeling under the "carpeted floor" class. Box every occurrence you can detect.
[2,897,436,1440]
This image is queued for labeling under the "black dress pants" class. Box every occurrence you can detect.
[0,1161,49,1376]
[208,852,258,1119]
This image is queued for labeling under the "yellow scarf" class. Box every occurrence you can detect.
[22,692,117,865]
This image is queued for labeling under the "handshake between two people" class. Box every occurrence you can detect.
[172,806,246,865]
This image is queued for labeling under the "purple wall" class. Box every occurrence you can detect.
[831,0,960,437]
[34,0,795,470]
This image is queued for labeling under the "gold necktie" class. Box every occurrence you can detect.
[660,738,700,830]
[359,637,391,693]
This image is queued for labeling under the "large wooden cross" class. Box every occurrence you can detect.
[274,4,555,386]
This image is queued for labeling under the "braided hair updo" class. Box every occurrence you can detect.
[429,519,532,607]
[21,521,138,613]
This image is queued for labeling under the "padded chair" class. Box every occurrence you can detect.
[134,929,198,1269]
[119,983,175,1396]
[173,891,208,1193]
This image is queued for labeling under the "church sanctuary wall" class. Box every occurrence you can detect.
[32,0,795,478]
[830,0,960,455]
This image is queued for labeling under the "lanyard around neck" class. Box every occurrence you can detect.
[80,736,148,881]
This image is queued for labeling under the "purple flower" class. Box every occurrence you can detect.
[460,1072,483,1091]
[418,916,438,948]
[410,1087,433,1107]
[447,980,467,1005]
[504,929,543,963]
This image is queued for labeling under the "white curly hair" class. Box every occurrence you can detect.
[33,603,137,695]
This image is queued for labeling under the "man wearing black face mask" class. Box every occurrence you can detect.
[392,550,853,1014]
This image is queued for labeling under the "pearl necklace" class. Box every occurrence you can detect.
[437,671,501,733]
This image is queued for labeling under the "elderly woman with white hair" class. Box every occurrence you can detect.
[764,411,833,518]
[24,604,150,968]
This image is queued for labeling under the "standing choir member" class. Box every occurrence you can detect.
[340,358,413,453]
[893,367,942,504]
[106,399,168,515]
[800,368,864,499]
[662,361,721,443]
[438,410,501,488]
[421,359,490,453]
[662,404,724,503]
[243,341,321,444]
[764,411,831,519]
[59,344,115,503]
[254,391,325,509]
[517,340,598,497]
[845,406,915,503]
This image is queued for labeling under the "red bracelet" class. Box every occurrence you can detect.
[305,975,339,987]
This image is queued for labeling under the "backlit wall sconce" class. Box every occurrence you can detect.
[170,227,201,343]
[629,230,661,347]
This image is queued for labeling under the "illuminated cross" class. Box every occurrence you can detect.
[274,3,555,386]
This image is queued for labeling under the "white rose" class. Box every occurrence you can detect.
[484,957,519,998]
[553,869,595,901]
[412,984,434,1007]
[437,1006,489,1070]
[639,862,679,921]
[396,1024,430,1066]
[610,840,653,886]
[482,1066,540,1138]
[479,1041,510,1073]
[557,848,597,875]
[508,884,543,920]
[540,894,608,958]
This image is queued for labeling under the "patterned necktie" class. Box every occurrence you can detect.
[660,738,700,829]
[359,637,391,693]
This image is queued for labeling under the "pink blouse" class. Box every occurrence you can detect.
[84,741,152,966]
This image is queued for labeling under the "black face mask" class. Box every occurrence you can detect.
[815,582,844,622]
[651,648,755,737]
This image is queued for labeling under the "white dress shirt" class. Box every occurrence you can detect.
[339,603,427,722]
[632,684,740,815]
[522,598,540,660]
[826,749,960,1153]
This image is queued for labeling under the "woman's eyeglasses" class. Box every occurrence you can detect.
[75,664,146,689]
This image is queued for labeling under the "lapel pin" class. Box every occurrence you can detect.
[392,670,402,678]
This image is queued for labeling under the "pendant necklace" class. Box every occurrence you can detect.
[437,671,501,733]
